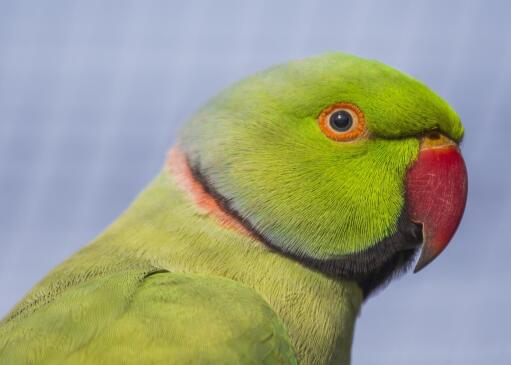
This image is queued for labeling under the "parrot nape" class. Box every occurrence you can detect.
[0,53,467,365]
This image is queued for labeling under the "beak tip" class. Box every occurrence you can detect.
[413,264,425,274]
[413,263,424,274]
[412,244,442,273]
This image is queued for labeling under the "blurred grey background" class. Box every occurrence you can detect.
[0,0,509,363]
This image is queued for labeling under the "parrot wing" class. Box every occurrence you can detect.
[0,268,297,365]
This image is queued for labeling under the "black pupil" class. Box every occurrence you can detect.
[329,110,353,132]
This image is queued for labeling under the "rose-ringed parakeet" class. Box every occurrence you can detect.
[0,52,467,365]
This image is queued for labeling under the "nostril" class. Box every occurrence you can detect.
[427,131,441,140]
[421,132,456,149]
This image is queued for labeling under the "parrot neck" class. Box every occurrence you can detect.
[134,147,362,364]
[32,147,363,364]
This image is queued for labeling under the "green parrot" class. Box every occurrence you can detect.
[0,52,467,365]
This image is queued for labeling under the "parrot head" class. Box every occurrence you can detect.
[177,52,467,296]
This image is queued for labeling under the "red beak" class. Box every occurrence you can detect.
[406,134,468,273]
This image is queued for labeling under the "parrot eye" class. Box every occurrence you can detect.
[318,102,366,141]
[329,110,352,131]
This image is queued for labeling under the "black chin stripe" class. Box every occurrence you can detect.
[293,213,422,297]
[188,158,423,298]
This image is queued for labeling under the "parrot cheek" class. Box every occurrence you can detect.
[405,134,468,273]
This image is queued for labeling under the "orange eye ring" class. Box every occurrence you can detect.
[318,102,366,141]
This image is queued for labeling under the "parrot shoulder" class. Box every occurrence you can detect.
[0,268,297,365]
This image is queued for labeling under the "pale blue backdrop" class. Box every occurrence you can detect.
[0,0,509,363]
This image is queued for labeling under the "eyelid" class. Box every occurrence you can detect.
[318,102,367,141]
